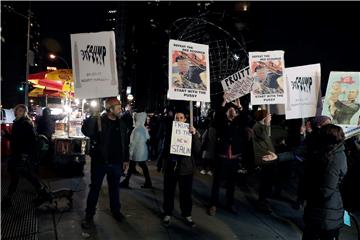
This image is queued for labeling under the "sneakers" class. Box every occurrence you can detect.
[208,206,216,216]
[112,211,124,222]
[184,216,196,228]
[162,215,171,227]
[81,216,95,229]
[200,169,206,175]
[207,171,213,176]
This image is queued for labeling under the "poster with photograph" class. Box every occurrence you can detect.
[249,50,285,105]
[322,72,360,127]
[221,66,253,102]
[285,64,321,120]
[168,39,210,102]
[170,121,192,156]
[71,31,118,99]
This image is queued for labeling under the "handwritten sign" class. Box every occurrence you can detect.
[170,121,192,156]
[221,66,253,102]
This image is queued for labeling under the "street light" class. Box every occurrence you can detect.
[49,54,70,69]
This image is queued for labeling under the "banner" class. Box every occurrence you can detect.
[322,72,360,127]
[71,31,119,99]
[221,66,253,102]
[249,50,285,105]
[168,40,210,102]
[285,64,321,120]
[170,121,192,156]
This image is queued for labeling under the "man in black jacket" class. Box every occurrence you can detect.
[81,98,129,229]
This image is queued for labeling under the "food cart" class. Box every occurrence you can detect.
[28,69,90,176]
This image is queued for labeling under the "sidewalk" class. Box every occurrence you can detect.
[2,159,359,240]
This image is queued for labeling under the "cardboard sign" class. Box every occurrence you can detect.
[322,72,360,127]
[71,31,119,99]
[221,66,253,102]
[168,39,210,102]
[249,50,286,105]
[170,121,192,156]
[285,64,321,119]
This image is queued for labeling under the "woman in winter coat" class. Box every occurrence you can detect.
[303,124,347,240]
[120,112,152,188]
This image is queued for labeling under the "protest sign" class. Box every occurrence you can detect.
[168,39,210,102]
[249,51,285,105]
[170,121,192,157]
[322,72,360,127]
[221,66,253,102]
[71,31,118,99]
[285,64,321,119]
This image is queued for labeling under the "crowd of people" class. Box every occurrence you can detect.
[2,94,359,240]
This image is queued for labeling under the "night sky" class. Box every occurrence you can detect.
[2,1,360,109]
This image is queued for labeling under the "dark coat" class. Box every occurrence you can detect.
[252,122,275,166]
[9,117,37,158]
[215,107,247,157]
[304,143,348,230]
[82,114,129,165]
[36,114,65,139]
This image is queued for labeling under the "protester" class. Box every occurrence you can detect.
[200,110,216,176]
[252,109,278,214]
[81,98,129,228]
[120,112,152,189]
[208,95,246,216]
[158,110,201,228]
[2,104,52,209]
[303,124,347,240]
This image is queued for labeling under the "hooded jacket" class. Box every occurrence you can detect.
[129,112,150,162]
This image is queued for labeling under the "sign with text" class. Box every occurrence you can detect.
[71,31,119,99]
[285,64,321,119]
[168,39,210,102]
[221,66,253,102]
[170,121,192,156]
[249,50,285,105]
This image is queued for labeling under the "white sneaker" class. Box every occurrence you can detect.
[200,170,206,175]
[162,215,171,227]
[207,171,213,176]
[185,216,196,227]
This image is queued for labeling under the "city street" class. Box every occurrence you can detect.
[2,159,359,240]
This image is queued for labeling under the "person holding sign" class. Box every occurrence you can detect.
[158,110,201,228]
[252,109,278,214]
[208,95,247,216]
[81,98,129,229]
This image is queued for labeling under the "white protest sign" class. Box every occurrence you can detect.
[249,50,285,105]
[285,64,321,120]
[170,121,192,156]
[71,31,119,99]
[221,66,253,102]
[168,39,210,102]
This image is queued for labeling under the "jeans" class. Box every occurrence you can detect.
[258,163,278,202]
[163,173,193,217]
[86,163,122,217]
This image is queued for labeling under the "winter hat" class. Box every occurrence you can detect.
[105,97,121,110]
